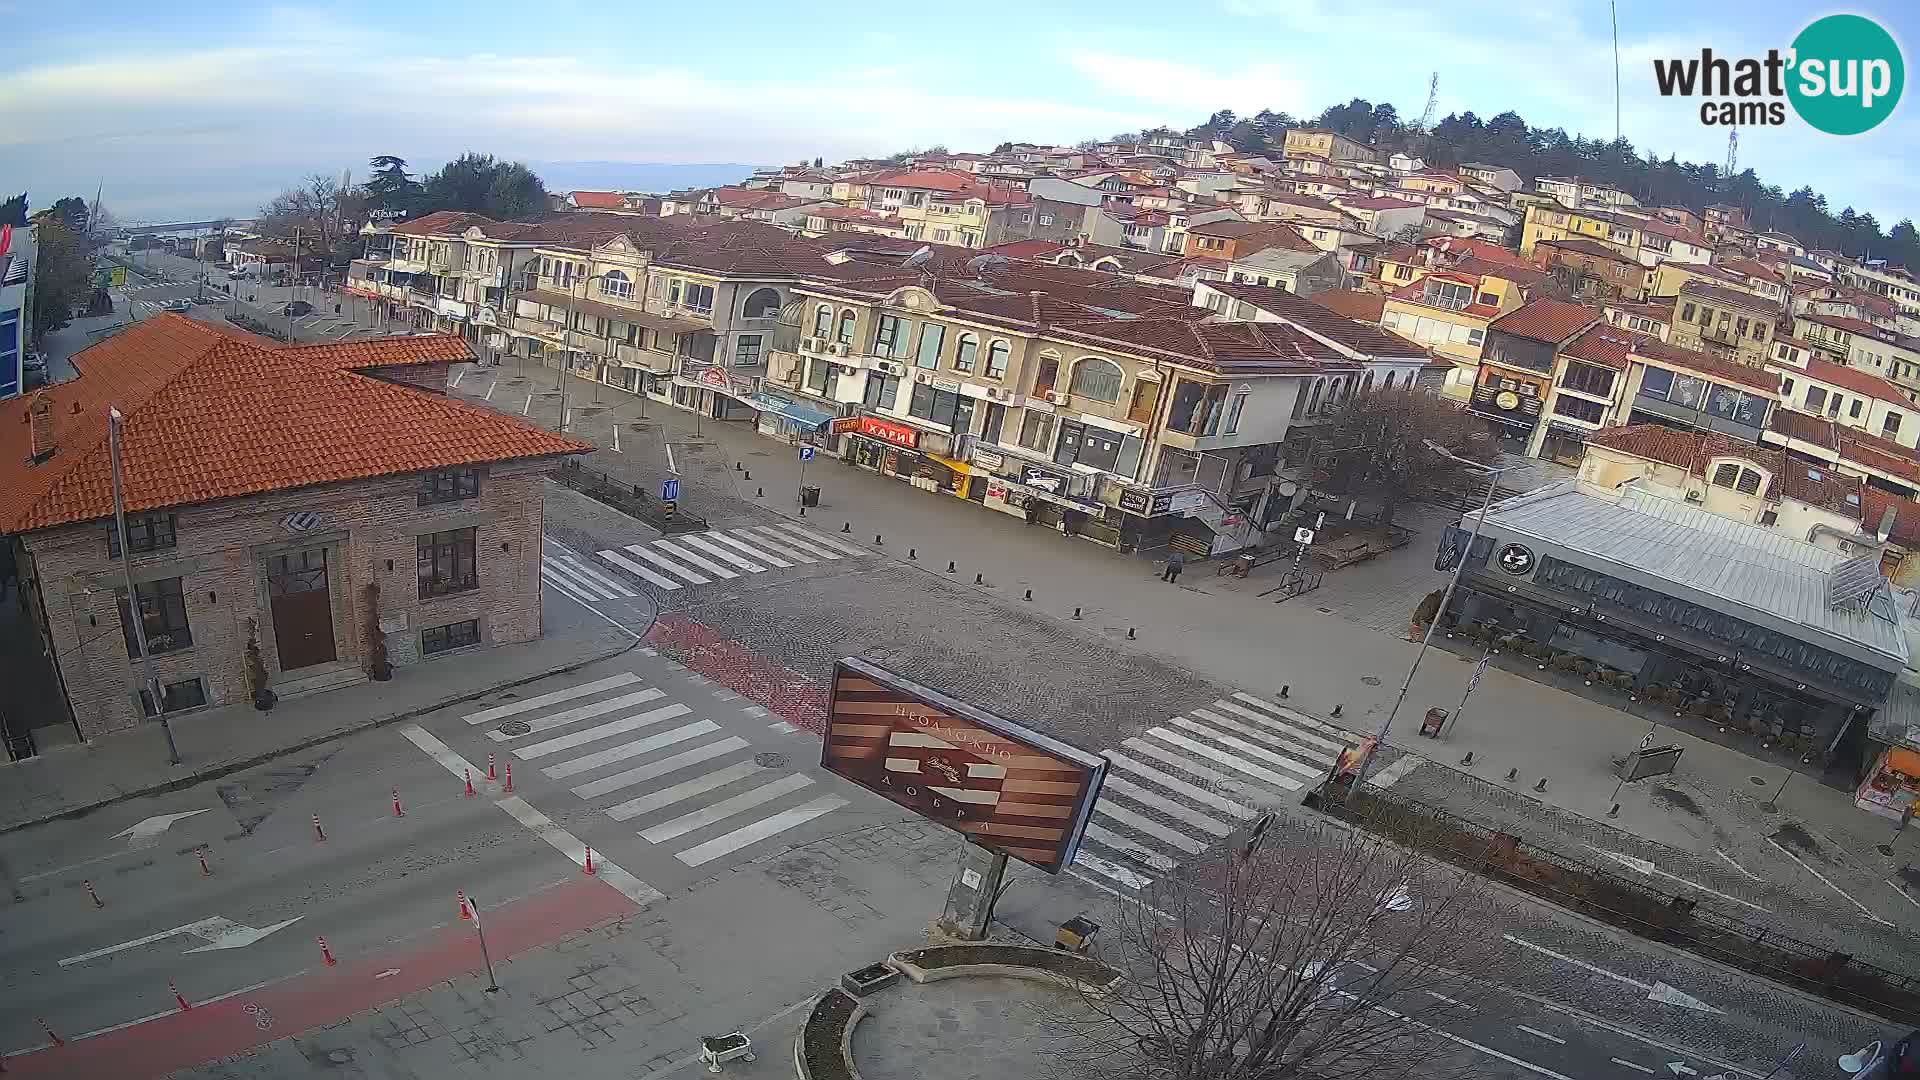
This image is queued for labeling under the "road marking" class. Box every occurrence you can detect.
[665,443,676,474]
[462,672,642,725]
[701,531,790,568]
[484,380,496,402]
[605,761,760,821]
[1082,824,1177,872]
[678,534,766,573]
[746,525,839,560]
[1612,1059,1655,1074]
[522,393,532,415]
[1073,850,1155,890]
[1425,990,1468,1007]
[1502,934,1650,990]
[1099,774,1233,836]
[1093,801,1208,854]
[653,539,738,579]
[775,522,867,556]
[1123,734,1291,795]
[612,424,620,452]
[640,773,815,843]
[1190,707,1338,765]
[1208,699,1349,755]
[624,544,712,584]
[565,734,746,794]
[1515,1026,1565,1045]
[1367,755,1422,789]
[769,721,797,734]
[1586,847,1771,912]
[483,688,666,740]
[1231,692,1365,742]
[108,810,210,846]
[398,724,663,907]
[548,552,639,600]
[598,548,683,591]
[514,704,694,760]
[675,796,846,867]
[1765,838,1895,926]
[541,565,602,606]
[1714,849,1762,881]
[451,368,466,387]
[1889,878,1920,911]
[1165,716,1324,780]
[730,527,816,563]
[1104,751,1256,819]
[59,916,303,967]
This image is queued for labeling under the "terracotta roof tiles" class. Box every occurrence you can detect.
[1488,299,1600,344]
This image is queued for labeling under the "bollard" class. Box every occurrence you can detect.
[842,522,851,533]
[313,814,326,842]
[1459,752,1474,766]
[1073,607,1082,619]
[735,462,742,471]
[1606,803,1620,818]
[1024,589,1032,601]
[1504,768,1518,782]
[1280,684,1289,698]
[1127,628,1136,640]
[798,505,806,516]
[743,470,751,481]
[908,548,916,560]
[583,846,597,876]
[393,789,405,817]
[84,879,104,908]
[504,762,513,793]
[458,890,473,921]
[487,753,497,782]
[171,980,192,1011]
[875,534,883,545]
[318,936,337,967]
[757,487,763,498]
[1331,704,1343,718]
[36,1019,63,1048]
[464,769,476,798]
[974,572,984,585]
[946,560,956,573]
[196,848,213,877]
[1533,777,1548,793]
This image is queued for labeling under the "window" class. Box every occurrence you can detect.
[813,305,833,337]
[667,278,683,306]
[139,677,207,716]
[107,512,178,557]
[1734,469,1763,495]
[1850,399,1863,419]
[680,282,715,313]
[863,372,900,411]
[119,577,192,657]
[1478,292,1499,306]
[1829,394,1843,417]
[933,228,952,243]
[418,528,478,598]
[837,309,857,345]
[1431,281,1473,311]
[908,383,964,427]
[1224,392,1247,434]
[1038,213,1054,226]
[1781,376,1795,397]
[1885,413,1904,438]
[1551,395,1605,423]
[421,619,481,656]
[1018,411,1054,453]
[417,467,481,507]
[875,314,908,356]
[985,340,1010,379]
[1680,302,1696,324]
[954,334,978,374]
[599,270,633,299]
[914,323,945,369]
[1068,357,1125,402]
[1711,463,1742,489]
[1805,386,1828,412]
[1559,362,1615,397]
[1735,317,1749,338]
[741,288,781,319]
[733,334,764,367]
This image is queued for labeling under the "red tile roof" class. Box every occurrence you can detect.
[1560,324,1644,370]
[391,211,496,236]
[1201,282,1422,356]
[1800,311,1891,340]
[0,315,588,533]
[984,239,1070,259]
[1488,299,1600,344]
[1678,280,1779,313]
[1310,289,1386,323]
[1339,196,1423,211]
[1631,337,1779,392]
[1800,357,1909,404]
[568,190,627,209]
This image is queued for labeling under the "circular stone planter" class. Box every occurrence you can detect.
[887,943,1121,995]
[794,988,866,1080]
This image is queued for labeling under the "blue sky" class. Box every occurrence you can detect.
[0,0,1912,223]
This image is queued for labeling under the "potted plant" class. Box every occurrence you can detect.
[244,619,276,711]
[364,583,392,681]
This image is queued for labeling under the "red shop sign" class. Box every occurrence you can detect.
[859,415,919,449]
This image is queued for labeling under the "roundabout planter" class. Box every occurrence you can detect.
[886,943,1121,995]
[794,988,866,1080]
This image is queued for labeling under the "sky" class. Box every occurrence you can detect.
[0,0,1913,224]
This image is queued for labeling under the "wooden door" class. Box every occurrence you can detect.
[268,547,336,671]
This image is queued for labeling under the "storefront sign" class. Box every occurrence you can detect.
[1164,488,1214,516]
[971,448,1004,472]
[859,415,919,449]
[1118,489,1152,515]
[932,377,962,392]
[1022,465,1065,493]
[830,417,862,434]
[1496,543,1536,576]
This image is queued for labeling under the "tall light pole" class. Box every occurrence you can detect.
[109,407,182,766]
[1349,442,1524,794]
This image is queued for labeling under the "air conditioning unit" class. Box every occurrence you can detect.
[1045,391,1070,405]
[914,370,933,384]
[800,336,821,353]
[875,360,906,377]
[1684,489,1703,503]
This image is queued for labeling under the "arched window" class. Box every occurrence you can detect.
[836,309,857,345]
[985,340,1010,379]
[599,270,633,299]
[1362,370,1376,393]
[1382,371,1397,390]
[813,304,832,336]
[742,287,782,319]
[1307,379,1325,413]
[954,334,979,374]
[1069,357,1125,402]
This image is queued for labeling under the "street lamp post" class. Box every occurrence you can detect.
[467,891,501,993]
[109,407,182,767]
[1348,443,1524,795]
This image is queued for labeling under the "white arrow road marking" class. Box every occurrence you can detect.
[1585,846,1771,912]
[111,809,212,847]
[1667,1063,1697,1076]
[1647,983,1723,1015]
[375,968,401,980]
[59,915,303,966]
[1503,935,1721,1013]
[1612,1059,1655,1074]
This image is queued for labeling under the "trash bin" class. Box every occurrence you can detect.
[1419,708,1447,738]
[800,485,821,508]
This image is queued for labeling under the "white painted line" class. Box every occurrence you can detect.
[1766,838,1895,925]
[542,565,605,605]
[624,544,710,585]
[774,522,867,557]
[484,380,496,403]
[549,552,637,598]
[678,534,766,573]
[1424,990,1468,1007]
[1366,755,1422,789]
[486,688,665,741]
[653,539,739,579]
[605,761,761,821]
[1208,699,1349,755]
[598,548,683,591]
[1124,735,1294,795]
[564,407,572,429]
[1191,707,1338,765]
[675,795,846,866]
[729,527,816,563]
[451,368,466,387]
[398,724,662,906]
[1587,847,1771,912]
[744,525,837,561]
[1611,1059,1655,1074]
[700,530,790,568]
[543,719,717,780]
[1515,1026,1565,1045]
[566,736,748,794]
[1715,849,1763,881]
[542,558,614,601]
[612,424,620,453]
[1888,879,1920,911]
[1082,824,1177,872]
[1099,775,1232,837]
[1073,850,1155,890]
[769,721,797,734]
[463,672,642,725]
[514,703,694,760]
[1105,751,1256,820]
[665,442,676,474]
[640,773,815,843]
[1231,692,1364,743]
[522,393,532,415]
[1501,935,1650,990]
[1094,800,1209,854]
[1165,717,1323,781]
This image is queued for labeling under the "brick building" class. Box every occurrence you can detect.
[1,315,588,743]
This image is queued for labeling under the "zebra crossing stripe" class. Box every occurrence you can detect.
[1208,699,1350,756]
[1099,774,1232,837]
[546,720,721,782]
[677,534,766,573]
[1105,751,1256,820]
[1093,801,1208,854]
[774,523,867,557]
[1190,708,1338,766]
[1120,738,1265,800]
[1143,728,1304,791]
[514,703,694,760]
[549,553,637,597]
[653,539,738,579]
[484,688,665,741]
[566,735,750,794]
[701,531,790,567]
[746,526,839,561]
[604,760,761,821]
[542,565,604,605]
[1232,693,1364,744]
[1166,716,1325,781]
[730,528,817,563]
[1073,850,1155,890]
[1082,824,1177,872]
[597,548,682,591]
[639,772,815,843]
[675,795,847,867]
[624,544,711,584]
[463,672,641,725]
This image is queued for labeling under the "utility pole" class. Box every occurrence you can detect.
[109,408,182,767]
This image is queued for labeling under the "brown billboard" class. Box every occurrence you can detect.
[821,658,1106,874]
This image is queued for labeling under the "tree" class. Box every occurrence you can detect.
[365,154,421,216]
[1324,387,1496,527]
[1040,817,1549,1080]
[812,156,824,169]
[1224,120,1268,154]
[485,161,547,220]
[30,220,93,338]
[49,196,90,238]
[0,194,25,228]
[422,153,549,220]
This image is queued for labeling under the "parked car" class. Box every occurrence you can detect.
[281,301,314,317]
[23,353,47,373]
[162,298,193,312]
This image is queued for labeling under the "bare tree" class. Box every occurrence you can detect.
[1041,817,1549,1080]
[257,173,364,255]
[1323,388,1497,527]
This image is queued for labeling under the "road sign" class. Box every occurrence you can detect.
[660,478,680,502]
[1293,527,1315,545]
[799,446,815,461]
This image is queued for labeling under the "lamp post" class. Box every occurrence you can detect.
[109,408,182,767]
[1348,443,1524,795]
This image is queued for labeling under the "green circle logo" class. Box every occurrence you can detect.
[1788,14,1904,135]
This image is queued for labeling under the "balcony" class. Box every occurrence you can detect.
[463,267,504,287]
[387,255,428,274]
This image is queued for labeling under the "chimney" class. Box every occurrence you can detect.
[28,393,54,463]
[1877,504,1897,544]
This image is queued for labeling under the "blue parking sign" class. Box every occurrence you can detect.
[799,447,815,462]
[661,478,680,502]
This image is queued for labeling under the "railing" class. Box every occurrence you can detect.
[549,460,707,534]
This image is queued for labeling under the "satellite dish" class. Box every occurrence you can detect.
[902,245,934,269]
[967,254,1011,275]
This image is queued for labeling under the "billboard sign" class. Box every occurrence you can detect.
[821,658,1106,874]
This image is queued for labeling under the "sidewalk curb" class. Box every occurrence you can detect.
[0,636,640,839]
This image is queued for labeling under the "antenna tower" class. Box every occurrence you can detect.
[1417,72,1439,131]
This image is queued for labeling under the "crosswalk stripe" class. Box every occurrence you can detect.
[701,531,789,568]
[1120,738,1264,799]
[1208,699,1350,755]
[564,735,749,793]
[514,703,693,760]
[543,720,715,782]
[1166,717,1324,781]
[745,525,839,561]
[542,565,607,604]
[1191,708,1338,766]
[1143,728,1304,791]
[1099,775,1232,837]
[676,795,847,867]
[604,760,761,821]
[463,672,641,725]
[678,534,766,573]
[1232,693,1364,744]
[485,688,665,741]
[1073,850,1156,890]
[1105,751,1256,820]
[550,552,636,597]
[597,548,682,591]
[774,523,867,557]
[624,544,711,584]
[1082,824,1177,872]
[730,528,817,563]
[1093,801,1208,854]
[542,555,618,600]
[653,539,739,579]
[639,772,815,843]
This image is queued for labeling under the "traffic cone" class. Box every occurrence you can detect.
[196,848,212,876]
[457,890,472,921]
[503,762,513,793]
[312,813,326,841]
[84,879,103,908]
[317,936,337,966]
[486,753,496,782]
[464,769,475,798]
[171,980,192,1011]
[583,846,597,876]
[392,789,404,817]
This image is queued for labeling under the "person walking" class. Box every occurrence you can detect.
[1162,549,1185,583]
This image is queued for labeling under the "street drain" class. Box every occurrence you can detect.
[1749,775,1768,786]
[755,752,788,768]
[1361,676,1382,686]
[1316,606,1333,614]
[498,720,532,737]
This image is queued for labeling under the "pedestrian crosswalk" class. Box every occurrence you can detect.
[1070,693,1363,893]
[462,669,847,868]
[594,523,869,592]
[542,542,643,605]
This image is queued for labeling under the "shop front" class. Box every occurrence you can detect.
[674,362,759,421]
[1856,744,1920,821]
[845,415,980,499]
[748,390,835,442]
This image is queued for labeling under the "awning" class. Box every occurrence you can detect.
[748,393,833,432]
[925,453,973,475]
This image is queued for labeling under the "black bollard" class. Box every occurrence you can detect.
[1459,752,1474,766]
[1533,777,1548,792]
[947,561,956,573]
[1331,704,1343,718]
[1127,628,1136,640]
[908,548,916,560]
[757,487,764,497]
[1503,768,1517,782]
[1023,589,1032,601]
[798,505,806,516]
[875,534,883,545]
[1280,685,1290,698]
[974,573,984,585]
[1073,607,1082,619]
[744,470,751,480]
[735,462,743,471]
[842,522,851,533]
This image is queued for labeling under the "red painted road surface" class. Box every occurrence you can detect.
[647,613,829,734]
[3,876,638,1078]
